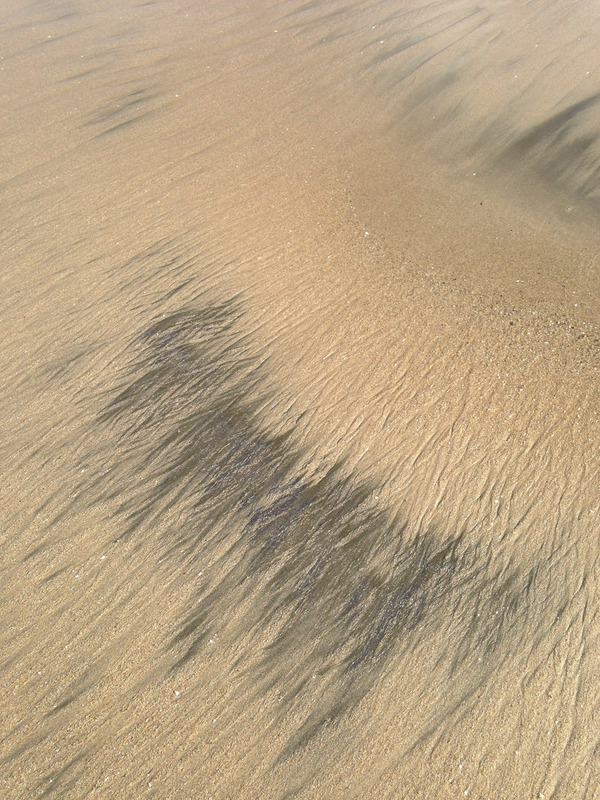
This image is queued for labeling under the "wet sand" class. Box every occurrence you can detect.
[2,1,600,798]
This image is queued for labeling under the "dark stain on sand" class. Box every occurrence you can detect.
[61,284,552,757]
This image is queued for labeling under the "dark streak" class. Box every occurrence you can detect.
[63,284,563,762]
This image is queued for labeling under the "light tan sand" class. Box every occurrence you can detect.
[2,1,600,798]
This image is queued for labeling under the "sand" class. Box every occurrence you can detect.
[2,0,600,798]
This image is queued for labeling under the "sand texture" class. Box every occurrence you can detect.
[2,1,600,798]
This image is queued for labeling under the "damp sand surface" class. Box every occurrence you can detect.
[2,1,600,798]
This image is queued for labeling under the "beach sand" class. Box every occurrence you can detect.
[2,1,600,797]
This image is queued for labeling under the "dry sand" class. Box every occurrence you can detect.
[2,0,600,798]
